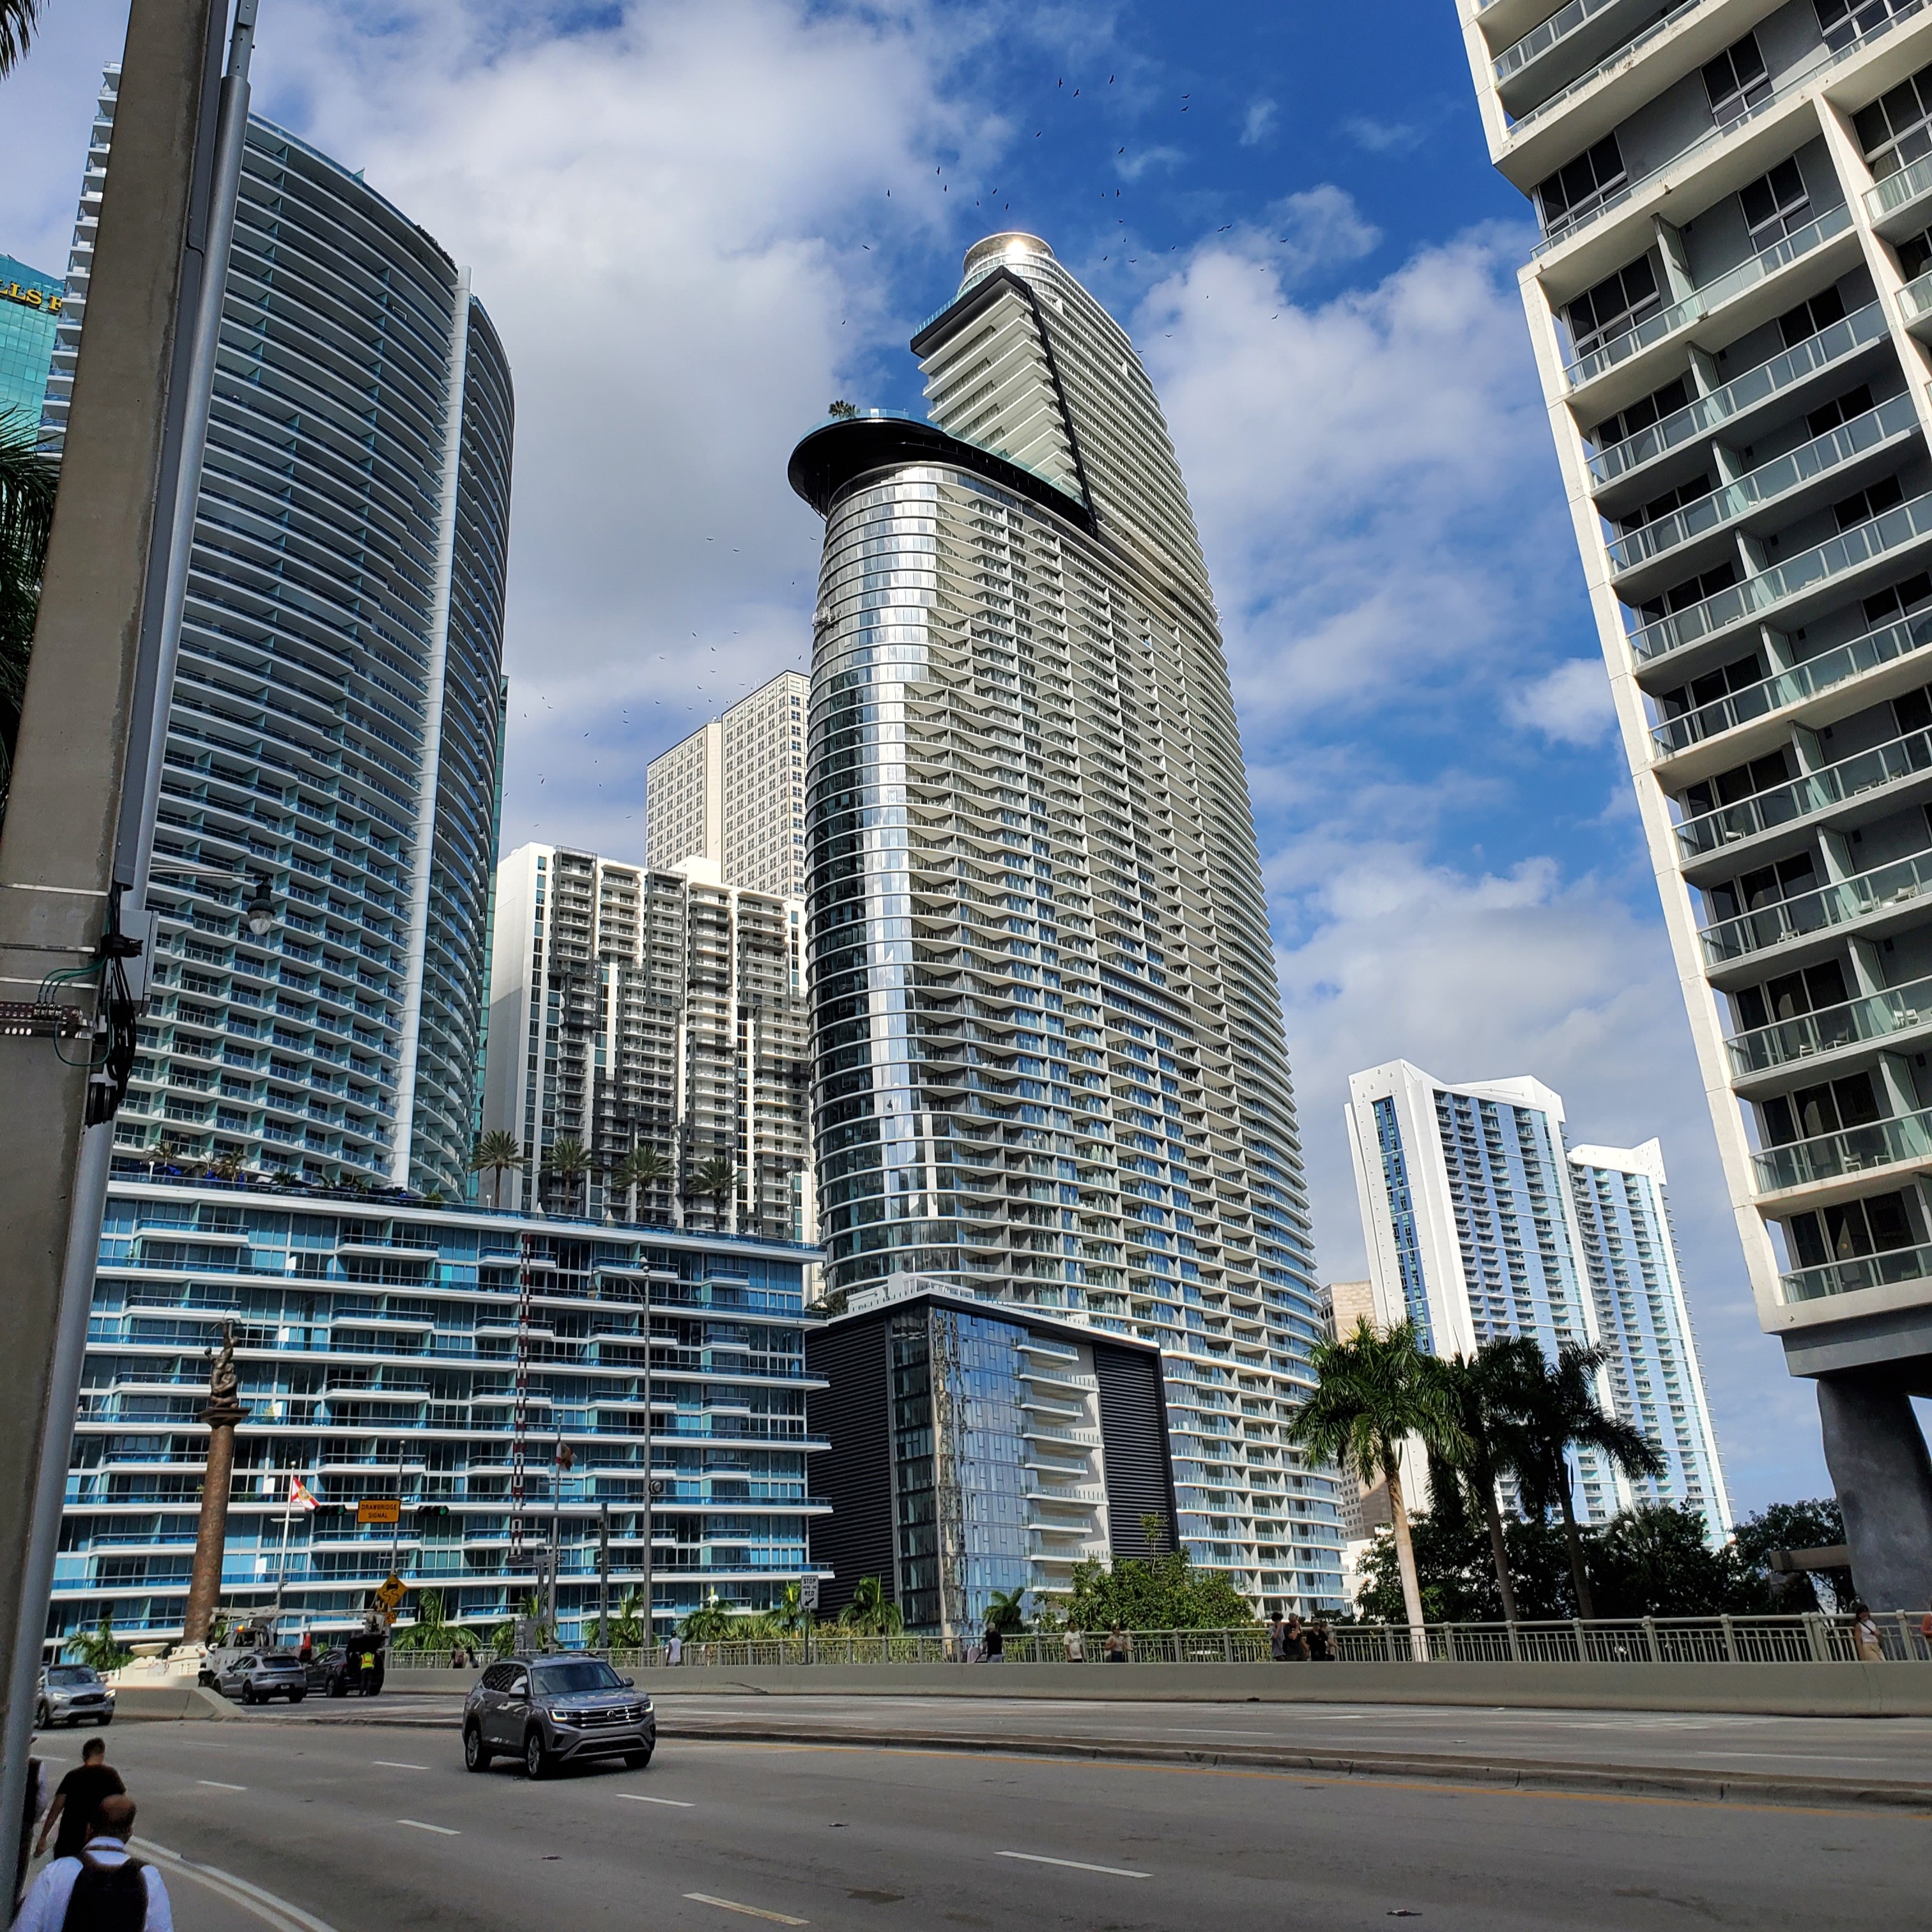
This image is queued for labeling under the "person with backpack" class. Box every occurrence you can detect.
[15,1793,173,1932]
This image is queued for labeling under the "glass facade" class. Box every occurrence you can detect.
[44,72,513,1198]
[0,252,61,427]
[53,1179,825,1645]
[793,237,1338,1612]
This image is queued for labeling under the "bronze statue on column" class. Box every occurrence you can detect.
[182,1322,247,1645]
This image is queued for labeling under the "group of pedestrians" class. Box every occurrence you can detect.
[1268,1613,1337,1662]
[14,1736,172,1932]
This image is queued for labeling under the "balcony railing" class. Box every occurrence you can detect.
[1609,393,1918,576]
[1632,487,1932,665]
[1507,0,1705,136]
[1867,149,1932,226]
[1494,0,1629,81]
[1781,1239,1932,1302]
[1901,266,1932,326]
[1751,1105,1932,1192]
[1591,303,1887,489]
[1726,972,1932,1075]
[1698,847,1932,965]
[1676,721,1932,858]
[1651,607,1932,756]
[1566,204,1854,393]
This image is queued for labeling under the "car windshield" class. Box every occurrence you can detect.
[532,1660,624,1696]
[45,1667,95,1686]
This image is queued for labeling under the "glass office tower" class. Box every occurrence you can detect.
[45,70,513,1199]
[788,234,1339,1613]
[0,253,62,424]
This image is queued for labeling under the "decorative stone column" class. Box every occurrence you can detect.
[182,1323,247,1645]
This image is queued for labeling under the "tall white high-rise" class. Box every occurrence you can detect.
[786,234,1339,1614]
[1458,0,1932,1601]
[1347,1061,1731,1532]
[645,671,809,898]
[484,843,811,1241]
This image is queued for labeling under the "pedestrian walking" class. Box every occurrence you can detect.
[35,1738,125,1864]
[15,1794,172,1932]
[982,1623,1006,1661]
[15,1754,48,1911]
[1268,1614,1287,1660]
[1103,1627,1129,1664]
[1306,1620,1336,1662]
[1062,1628,1085,1663]
[666,1632,683,1666]
[1284,1615,1308,1660]
[1851,1603,1885,1662]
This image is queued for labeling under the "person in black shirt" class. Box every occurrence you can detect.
[35,1740,125,1862]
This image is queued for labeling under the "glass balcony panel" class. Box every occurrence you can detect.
[1751,1107,1932,1190]
[1565,204,1854,392]
[1866,148,1932,226]
[1901,267,1932,326]
[1633,489,1932,664]
[1507,0,1704,135]
[1592,303,1886,487]
[1651,607,1932,755]
[1676,723,1932,857]
[1698,848,1932,965]
[1779,1238,1932,1301]
[1609,393,1917,574]
[1725,973,1932,1074]
[1495,0,1629,82]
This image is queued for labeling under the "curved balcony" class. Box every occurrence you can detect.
[1565,203,1854,396]
[1780,1239,1932,1303]
[1675,721,1932,860]
[1698,847,1932,967]
[1632,489,1932,666]
[1591,303,1887,493]
[1752,1106,1932,1193]
[1609,394,1919,583]
[1651,609,1932,757]
[1726,972,1932,1077]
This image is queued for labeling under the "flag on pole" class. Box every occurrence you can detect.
[289,1475,320,1512]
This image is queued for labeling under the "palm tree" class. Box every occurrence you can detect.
[470,1130,522,1209]
[772,1581,807,1634]
[1,413,59,826]
[611,1587,652,1652]
[985,1587,1029,1636]
[838,1575,903,1637]
[390,1588,481,1656]
[1434,1336,1544,1624]
[687,1154,739,1229]
[1503,1341,1666,1620]
[67,1616,129,1673]
[1287,1318,1464,1653]
[0,0,45,75]
[680,1597,738,1643]
[611,1144,673,1223]
[543,1136,595,1218]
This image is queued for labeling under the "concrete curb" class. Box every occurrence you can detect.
[111,1685,240,1723]
[652,1721,1932,1813]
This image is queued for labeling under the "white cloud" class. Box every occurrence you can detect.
[1342,113,1425,155]
[1262,186,1380,282]
[1240,96,1277,147]
[1115,143,1187,182]
[1508,656,1618,745]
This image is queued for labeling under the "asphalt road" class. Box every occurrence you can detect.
[256,1687,1932,1788]
[28,1715,1927,1932]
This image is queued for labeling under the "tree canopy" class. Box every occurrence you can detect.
[1064,1545,1257,1630]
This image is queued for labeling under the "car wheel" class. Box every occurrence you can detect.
[33,1702,48,1729]
[289,1691,305,1703]
[329,1678,346,1698]
[463,1726,492,1774]
[98,1714,112,1728]
[623,1748,652,1771]
[523,1730,551,1780]
[243,1683,259,1706]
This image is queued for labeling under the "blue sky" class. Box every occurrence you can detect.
[3,0,1873,1512]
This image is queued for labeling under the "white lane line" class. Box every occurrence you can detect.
[134,1839,339,1932]
[371,1761,428,1770]
[617,1792,695,1806]
[996,1851,1151,1880]
[396,1819,461,1836]
[197,1780,248,1791]
[1162,1727,1277,1737]
[682,1893,809,1924]
[1690,1751,1878,1761]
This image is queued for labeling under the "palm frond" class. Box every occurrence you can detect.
[0,0,46,80]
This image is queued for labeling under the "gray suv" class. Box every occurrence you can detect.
[35,1665,114,1729]
[463,1655,654,1779]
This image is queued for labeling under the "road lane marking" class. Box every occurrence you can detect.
[996,1851,1150,1879]
[397,1819,461,1836]
[134,1839,338,1932]
[197,1780,248,1790]
[617,1792,694,1806]
[1162,1727,1276,1737]
[683,1893,808,1924]
[371,1761,428,1770]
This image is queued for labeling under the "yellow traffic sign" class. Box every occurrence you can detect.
[373,1573,406,1611]
[358,1498,401,1526]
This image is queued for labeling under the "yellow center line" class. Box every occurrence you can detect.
[698,1739,1932,1822]
[683,1892,809,1924]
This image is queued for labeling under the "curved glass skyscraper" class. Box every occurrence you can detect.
[789,234,1338,1611]
[45,71,513,1198]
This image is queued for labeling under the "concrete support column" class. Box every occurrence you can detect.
[1816,1375,1932,1613]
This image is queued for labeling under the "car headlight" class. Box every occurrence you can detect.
[545,1710,575,1728]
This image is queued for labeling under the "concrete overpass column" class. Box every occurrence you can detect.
[1816,1376,1932,1615]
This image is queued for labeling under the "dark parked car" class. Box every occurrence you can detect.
[35,1665,115,1729]
[305,1641,386,1698]
[463,1655,654,1779]
[214,1650,308,1705]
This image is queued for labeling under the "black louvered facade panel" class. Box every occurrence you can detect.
[1093,1340,1179,1560]
[804,1312,897,1618]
